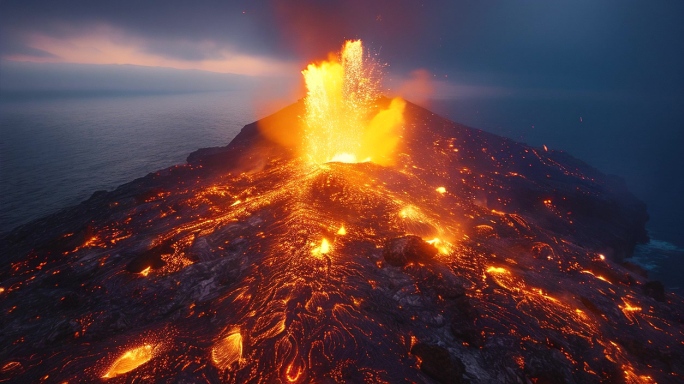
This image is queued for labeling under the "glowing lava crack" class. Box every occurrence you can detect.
[1,41,682,384]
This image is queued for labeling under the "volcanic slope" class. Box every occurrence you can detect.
[1,99,682,383]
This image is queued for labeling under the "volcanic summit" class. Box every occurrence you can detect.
[1,41,683,383]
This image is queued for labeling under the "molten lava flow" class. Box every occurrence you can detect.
[211,332,243,370]
[301,40,405,165]
[102,345,155,379]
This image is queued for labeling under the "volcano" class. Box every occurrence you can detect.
[1,96,682,383]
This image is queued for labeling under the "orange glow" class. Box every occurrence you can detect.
[534,288,560,303]
[139,266,151,277]
[392,68,435,106]
[301,40,405,165]
[102,344,155,379]
[580,270,612,284]
[486,266,508,274]
[623,367,655,384]
[2,362,20,372]
[211,332,243,370]
[619,299,643,325]
[311,238,331,258]
[485,266,521,292]
[320,238,330,254]
[285,362,304,382]
[435,187,447,194]
[425,237,451,254]
[337,225,347,235]
[399,205,421,220]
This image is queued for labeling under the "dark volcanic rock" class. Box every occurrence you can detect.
[383,235,439,266]
[0,99,681,384]
[642,280,667,302]
[411,343,467,384]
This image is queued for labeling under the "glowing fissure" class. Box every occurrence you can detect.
[102,344,155,379]
[302,40,405,165]
[211,331,243,370]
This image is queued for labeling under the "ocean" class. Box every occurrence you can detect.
[1,91,681,291]
[0,91,256,233]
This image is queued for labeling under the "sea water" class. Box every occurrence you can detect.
[0,91,256,233]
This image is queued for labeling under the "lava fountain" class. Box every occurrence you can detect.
[301,40,405,165]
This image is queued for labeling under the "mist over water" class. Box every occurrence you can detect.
[0,91,255,233]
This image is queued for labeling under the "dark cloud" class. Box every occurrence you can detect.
[0,0,281,58]
[0,40,59,59]
[0,61,259,92]
[1,0,682,96]
[140,40,231,62]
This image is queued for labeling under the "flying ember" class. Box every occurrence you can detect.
[301,40,405,165]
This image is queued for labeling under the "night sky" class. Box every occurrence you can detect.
[2,1,683,84]
[1,1,683,245]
